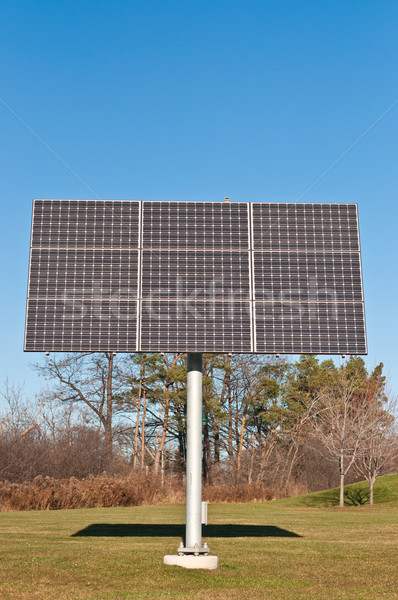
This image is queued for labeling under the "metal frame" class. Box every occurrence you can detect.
[25,199,367,356]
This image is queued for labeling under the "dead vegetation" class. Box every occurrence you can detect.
[0,473,285,511]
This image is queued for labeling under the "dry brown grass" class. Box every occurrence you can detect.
[0,474,292,511]
[0,473,183,511]
[202,482,275,503]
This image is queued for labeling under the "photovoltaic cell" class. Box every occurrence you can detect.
[251,203,359,251]
[29,249,139,299]
[24,199,367,354]
[141,250,250,300]
[253,252,363,302]
[31,200,139,249]
[254,301,366,355]
[142,201,249,249]
[140,300,252,353]
[25,298,138,353]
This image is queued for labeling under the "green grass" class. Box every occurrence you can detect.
[280,473,398,508]
[1,478,398,600]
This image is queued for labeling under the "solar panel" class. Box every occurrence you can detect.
[25,200,140,352]
[24,199,367,354]
[142,201,249,249]
[251,203,359,251]
[140,300,252,353]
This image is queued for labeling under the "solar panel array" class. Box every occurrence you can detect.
[25,200,367,354]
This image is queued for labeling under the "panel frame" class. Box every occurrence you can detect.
[24,199,367,355]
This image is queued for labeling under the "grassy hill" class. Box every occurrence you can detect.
[279,473,398,508]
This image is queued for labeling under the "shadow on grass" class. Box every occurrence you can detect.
[301,485,370,508]
[72,524,301,538]
[344,488,369,506]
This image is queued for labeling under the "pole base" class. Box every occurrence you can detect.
[177,542,210,555]
[163,555,218,570]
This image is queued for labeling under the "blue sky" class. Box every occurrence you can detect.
[1,1,397,400]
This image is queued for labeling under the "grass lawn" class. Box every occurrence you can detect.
[1,475,398,600]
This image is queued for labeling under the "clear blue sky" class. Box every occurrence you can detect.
[1,1,397,400]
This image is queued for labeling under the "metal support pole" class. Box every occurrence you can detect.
[165,352,217,566]
[175,352,210,556]
[185,352,203,552]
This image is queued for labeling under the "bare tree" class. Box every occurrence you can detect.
[354,389,397,505]
[34,353,126,458]
[0,380,38,442]
[307,366,375,507]
[0,381,110,481]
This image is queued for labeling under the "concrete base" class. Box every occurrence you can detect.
[163,555,219,570]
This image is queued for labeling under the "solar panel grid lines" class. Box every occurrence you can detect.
[139,299,252,353]
[24,199,367,354]
[141,250,251,300]
[136,201,143,353]
[355,203,367,350]
[248,203,256,353]
[141,201,250,250]
[249,201,366,355]
[139,201,252,353]
[254,300,365,355]
[252,251,363,302]
[26,199,139,353]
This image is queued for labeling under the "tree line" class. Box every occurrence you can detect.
[1,353,397,506]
